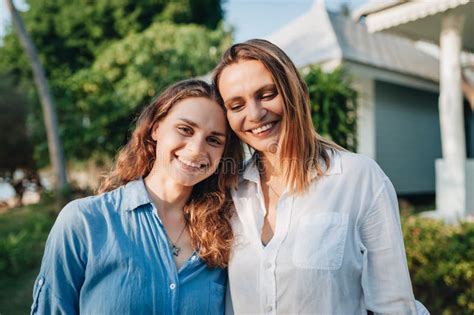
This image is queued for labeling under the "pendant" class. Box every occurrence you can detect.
[172,244,181,257]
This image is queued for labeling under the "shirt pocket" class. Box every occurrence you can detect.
[207,281,225,315]
[292,212,349,270]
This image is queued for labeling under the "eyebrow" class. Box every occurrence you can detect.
[178,118,226,137]
[223,83,276,107]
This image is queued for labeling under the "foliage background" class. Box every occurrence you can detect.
[402,214,474,314]
[304,65,357,151]
[0,0,228,168]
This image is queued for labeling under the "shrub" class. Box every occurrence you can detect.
[0,201,55,276]
[402,214,474,314]
[303,65,358,151]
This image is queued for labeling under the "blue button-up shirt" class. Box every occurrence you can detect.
[31,179,226,314]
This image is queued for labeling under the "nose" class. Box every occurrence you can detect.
[247,99,267,122]
[187,136,206,156]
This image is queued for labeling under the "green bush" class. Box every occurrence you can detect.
[0,201,55,276]
[303,65,358,151]
[402,214,474,314]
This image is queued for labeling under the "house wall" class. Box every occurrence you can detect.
[374,80,441,194]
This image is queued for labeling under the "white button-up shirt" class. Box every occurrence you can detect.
[227,151,429,315]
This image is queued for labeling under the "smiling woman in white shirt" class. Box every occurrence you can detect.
[212,39,429,315]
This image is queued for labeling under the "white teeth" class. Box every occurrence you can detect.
[177,156,202,168]
[251,123,273,134]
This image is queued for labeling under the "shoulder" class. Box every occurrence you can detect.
[53,184,128,232]
[324,150,393,202]
[337,150,387,181]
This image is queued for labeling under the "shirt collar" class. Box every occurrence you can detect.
[319,149,342,177]
[241,154,261,184]
[240,149,342,185]
[119,178,152,212]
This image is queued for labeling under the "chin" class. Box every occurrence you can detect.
[174,179,199,188]
[248,139,279,154]
[173,170,214,187]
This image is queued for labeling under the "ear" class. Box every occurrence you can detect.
[151,125,159,141]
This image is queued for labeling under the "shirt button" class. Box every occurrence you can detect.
[265,262,272,269]
[169,283,176,290]
[38,278,44,285]
[265,305,273,312]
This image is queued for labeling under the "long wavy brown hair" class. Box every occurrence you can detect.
[98,79,243,268]
[213,39,344,194]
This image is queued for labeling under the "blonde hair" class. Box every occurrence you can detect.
[213,39,343,193]
[98,79,243,267]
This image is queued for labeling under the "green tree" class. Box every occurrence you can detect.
[0,74,40,204]
[0,0,228,167]
[5,0,68,192]
[303,66,357,151]
[50,22,231,162]
[0,0,224,80]
[0,75,34,176]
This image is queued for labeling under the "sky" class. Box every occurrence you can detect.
[0,0,369,43]
[224,0,368,42]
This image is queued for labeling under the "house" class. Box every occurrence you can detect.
[265,0,474,198]
[353,0,474,220]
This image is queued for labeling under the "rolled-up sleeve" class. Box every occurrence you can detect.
[31,201,87,315]
[359,178,429,315]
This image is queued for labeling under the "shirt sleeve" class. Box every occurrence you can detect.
[359,177,429,315]
[31,201,87,315]
[225,275,234,315]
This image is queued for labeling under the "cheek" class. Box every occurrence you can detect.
[207,147,224,169]
[213,146,225,162]
[226,112,244,134]
[270,97,285,116]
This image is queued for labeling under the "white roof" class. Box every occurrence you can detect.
[353,0,474,51]
[265,0,439,82]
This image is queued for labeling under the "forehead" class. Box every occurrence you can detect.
[164,97,227,134]
[218,60,275,98]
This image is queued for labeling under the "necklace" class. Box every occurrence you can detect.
[266,181,281,198]
[261,172,281,198]
[168,224,187,257]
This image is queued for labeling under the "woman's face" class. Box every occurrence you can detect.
[151,97,227,187]
[218,60,284,154]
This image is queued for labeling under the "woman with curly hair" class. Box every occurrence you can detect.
[31,79,243,314]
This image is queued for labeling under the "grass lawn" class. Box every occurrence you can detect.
[0,268,40,314]
[0,199,56,314]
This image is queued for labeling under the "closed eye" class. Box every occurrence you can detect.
[177,125,193,135]
[260,90,277,101]
[229,102,244,111]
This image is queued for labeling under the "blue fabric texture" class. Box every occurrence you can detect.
[31,179,226,315]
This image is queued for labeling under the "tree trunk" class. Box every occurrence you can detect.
[5,0,68,192]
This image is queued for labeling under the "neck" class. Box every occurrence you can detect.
[144,168,192,216]
[259,151,280,180]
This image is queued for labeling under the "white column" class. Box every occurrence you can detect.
[354,77,376,159]
[439,13,465,160]
[436,13,466,220]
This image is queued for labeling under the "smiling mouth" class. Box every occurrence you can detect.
[176,155,209,171]
[249,121,279,135]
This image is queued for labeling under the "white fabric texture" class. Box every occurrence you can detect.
[227,150,429,315]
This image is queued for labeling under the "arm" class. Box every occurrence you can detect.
[359,178,429,315]
[31,201,87,315]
